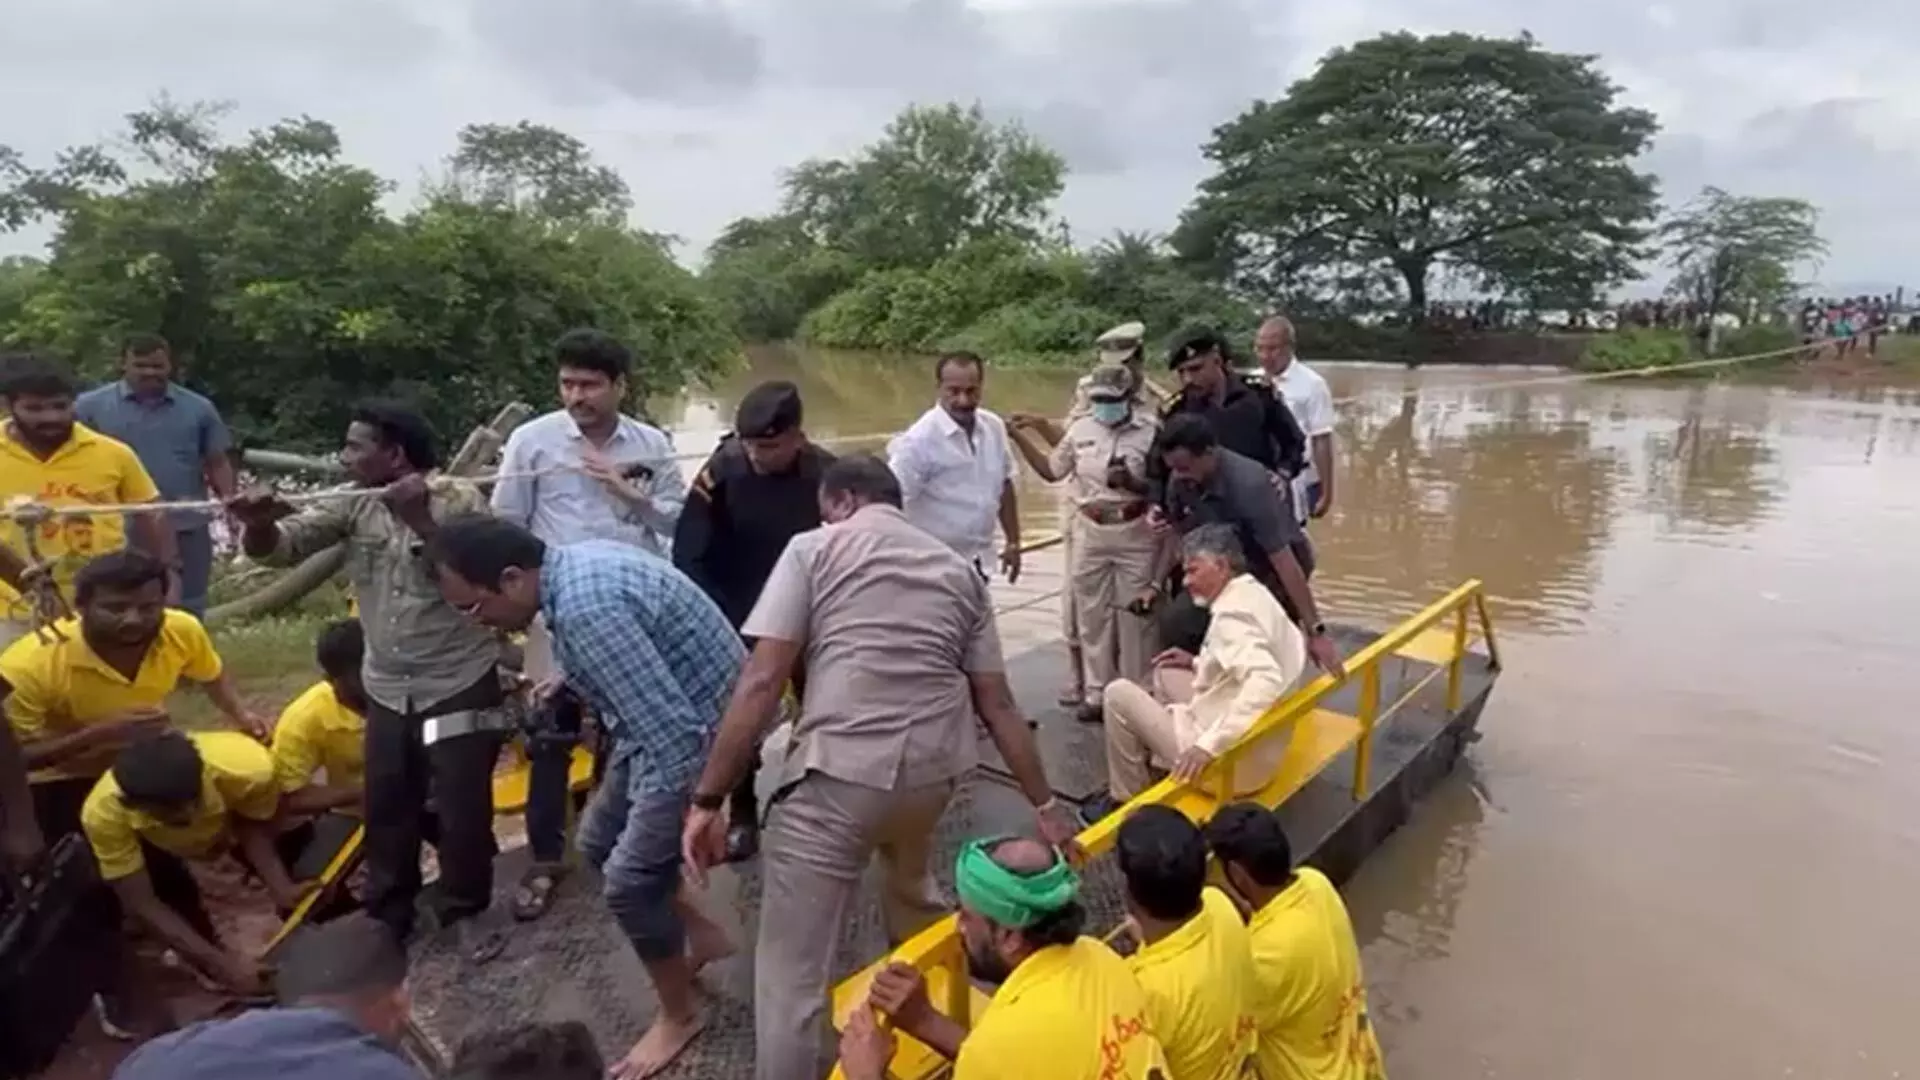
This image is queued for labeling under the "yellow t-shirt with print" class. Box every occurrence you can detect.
[1247,868,1387,1080]
[80,730,280,880]
[0,423,161,618]
[1129,887,1261,1080]
[1,609,222,782]
[956,936,1170,1080]
[269,680,366,794]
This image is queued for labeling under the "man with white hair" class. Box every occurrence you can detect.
[1091,524,1308,821]
[1254,316,1336,524]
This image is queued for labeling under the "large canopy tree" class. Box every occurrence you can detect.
[1176,32,1661,321]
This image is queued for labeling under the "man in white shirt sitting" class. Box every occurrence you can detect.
[1254,316,1336,524]
[1090,523,1307,821]
[886,351,1023,583]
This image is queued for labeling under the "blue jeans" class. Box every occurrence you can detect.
[174,526,214,618]
[577,753,687,961]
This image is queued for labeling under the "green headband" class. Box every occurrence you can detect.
[954,837,1080,929]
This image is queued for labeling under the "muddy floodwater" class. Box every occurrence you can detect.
[659,347,1918,1079]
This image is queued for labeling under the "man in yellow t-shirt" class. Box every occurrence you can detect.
[1,355,176,648]
[1118,805,1260,1080]
[271,618,369,816]
[843,836,1170,1080]
[82,729,307,999]
[4,550,268,853]
[1205,803,1387,1080]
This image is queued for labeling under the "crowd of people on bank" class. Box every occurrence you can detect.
[0,317,1385,1080]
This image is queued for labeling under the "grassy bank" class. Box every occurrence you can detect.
[167,569,352,727]
[1575,327,1920,376]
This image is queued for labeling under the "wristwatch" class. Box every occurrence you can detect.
[691,791,726,812]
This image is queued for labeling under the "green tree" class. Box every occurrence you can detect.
[1660,186,1825,324]
[442,120,634,225]
[1177,32,1660,321]
[781,103,1066,271]
[700,214,860,341]
[0,102,733,449]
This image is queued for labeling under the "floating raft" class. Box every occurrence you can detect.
[397,575,1499,1079]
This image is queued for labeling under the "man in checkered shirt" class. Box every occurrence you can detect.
[426,513,741,1079]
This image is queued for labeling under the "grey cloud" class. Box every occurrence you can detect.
[1644,98,1920,286]
[467,0,764,106]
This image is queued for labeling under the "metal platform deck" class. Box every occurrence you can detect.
[395,591,1497,1079]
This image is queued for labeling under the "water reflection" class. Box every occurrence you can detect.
[661,352,1920,1077]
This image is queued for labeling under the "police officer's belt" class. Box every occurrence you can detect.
[1077,501,1149,526]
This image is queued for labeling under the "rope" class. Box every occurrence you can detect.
[716,332,1850,461]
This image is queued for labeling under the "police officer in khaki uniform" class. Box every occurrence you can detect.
[1009,364,1163,722]
[1015,321,1172,708]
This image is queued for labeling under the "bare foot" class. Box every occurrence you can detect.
[686,919,736,973]
[607,1012,708,1079]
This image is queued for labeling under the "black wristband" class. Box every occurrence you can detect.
[691,792,726,812]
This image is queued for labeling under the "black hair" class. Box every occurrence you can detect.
[1203,802,1295,888]
[426,513,547,589]
[112,730,203,810]
[449,1021,606,1080]
[553,327,632,382]
[1116,805,1208,922]
[0,353,78,401]
[1158,413,1219,456]
[314,619,365,680]
[934,350,985,381]
[734,380,803,438]
[73,549,170,607]
[349,399,441,471]
[121,333,170,358]
[819,453,902,510]
[275,913,408,1004]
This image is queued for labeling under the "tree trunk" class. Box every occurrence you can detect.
[1398,257,1431,368]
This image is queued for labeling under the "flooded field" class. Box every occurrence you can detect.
[663,349,1919,1079]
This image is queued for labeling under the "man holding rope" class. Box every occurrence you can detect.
[1,354,177,649]
[229,400,511,953]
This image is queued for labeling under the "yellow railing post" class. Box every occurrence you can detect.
[1351,662,1381,800]
[1473,589,1501,670]
[1445,601,1469,713]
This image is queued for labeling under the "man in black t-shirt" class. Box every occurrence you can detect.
[1151,415,1341,675]
[1146,326,1305,508]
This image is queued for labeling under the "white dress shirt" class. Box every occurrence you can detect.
[490,409,687,557]
[886,404,1017,566]
[1271,356,1335,522]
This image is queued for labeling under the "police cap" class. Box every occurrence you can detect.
[1166,324,1231,370]
[734,380,803,439]
[1096,320,1147,365]
[1085,364,1133,402]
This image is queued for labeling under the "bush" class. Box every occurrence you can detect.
[1578,328,1694,372]
[944,298,1119,359]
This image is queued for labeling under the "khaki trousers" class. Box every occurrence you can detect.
[1059,495,1079,641]
[1104,666,1290,800]
[1103,667,1199,799]
[1069,515,1158,707]
[754,771,956,1080]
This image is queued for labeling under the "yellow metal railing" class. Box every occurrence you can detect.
[826,578,1498,1080]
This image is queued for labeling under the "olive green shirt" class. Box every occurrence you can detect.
[262,477,500,711]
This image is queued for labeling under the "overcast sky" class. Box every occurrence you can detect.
[2,0,1915,292]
